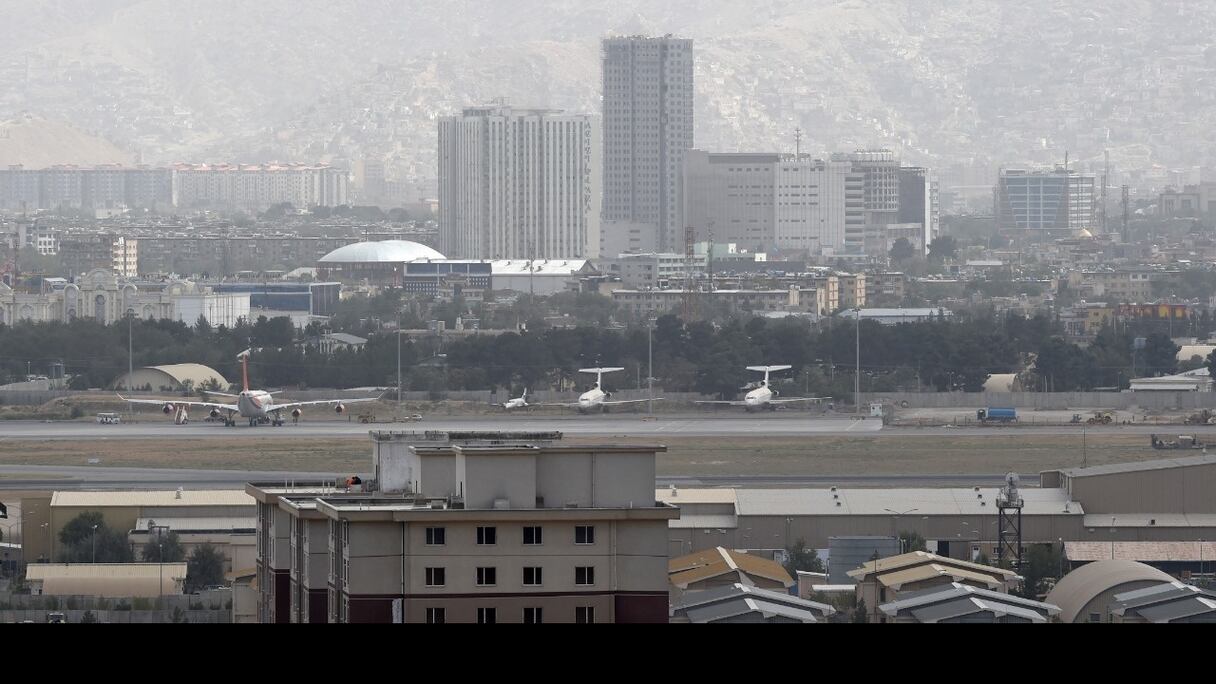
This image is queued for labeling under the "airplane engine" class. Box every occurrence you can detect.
[334,403,345,414]
[209,409,221,419]
[162,403,175,414]
[292,408,302,418]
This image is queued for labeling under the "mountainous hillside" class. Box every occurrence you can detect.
[1,1,1213,188]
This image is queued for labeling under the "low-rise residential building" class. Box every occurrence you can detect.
[671,583,835,624]
[668,546,793,599]
[847,551,1020,621]
[612,288,805,318]
[878,582,1061,623]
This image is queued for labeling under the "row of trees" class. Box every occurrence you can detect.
[0,309,1193,395]
[56,513,226,593]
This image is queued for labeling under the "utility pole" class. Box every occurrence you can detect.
[396,328,402,412]
[854,307,861,416]
[127,312,134,415]
[648,317,655,416]
[1122,185,1130,243]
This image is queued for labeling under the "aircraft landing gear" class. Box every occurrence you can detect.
[248,417,257,427]
[272,417,284,427]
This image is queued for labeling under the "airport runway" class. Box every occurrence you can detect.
[0,415,1208,439]
[0,414,885,439]
[0,464,1020,491]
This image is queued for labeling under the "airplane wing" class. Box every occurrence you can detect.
[531,401,584,408]
[602,397,664,406]
[695,400,747,406]
[270,397,382,412]
[117,395,238,412]
[767,397,831,404]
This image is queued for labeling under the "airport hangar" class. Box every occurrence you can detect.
[661,454,1216,561]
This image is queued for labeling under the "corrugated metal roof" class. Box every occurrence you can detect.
[1065,540,1216,562]
[847,551,1019,581]
[1055,453,1216,477]
[1135,596,1216,623]
[673,582,834,616]
[668,514,738,530]
[1045,560,1174,623]
[52,490,255,508]
[26,563,188,598]
[669,548,793,589]
[1080,514,1216,528]
[734,487,1077,516]
[655,488,738,504]
[133,517,256,533]
[877,563,1004,590]
[880,582,1060,618]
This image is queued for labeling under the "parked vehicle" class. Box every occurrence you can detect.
[976,407,1018,423]
[96,413,121,425]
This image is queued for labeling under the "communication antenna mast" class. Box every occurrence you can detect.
[1121,185,1130,243]
[996,472,1025,571]
[1101,150,1110,234]
[794,127,803,158]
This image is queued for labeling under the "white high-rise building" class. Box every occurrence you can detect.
[601,36,694,255]
[438,105,600,260]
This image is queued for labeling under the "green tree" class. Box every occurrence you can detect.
[888,237,917,262]
[853,599,869,623]
[899,530,928,553]
[186,544,227,593]
[56,512,132,563]
[143,531,186,563]
[80,610,98,623]
[1141,332,1179,377]
[1017,544,1063,599]
[784,539,825,576]
[927,235,958,262]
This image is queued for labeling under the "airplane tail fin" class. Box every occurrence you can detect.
[237,348,251,392]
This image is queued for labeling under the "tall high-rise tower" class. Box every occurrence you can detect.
[438,105,601,260]
[601,35,694,255]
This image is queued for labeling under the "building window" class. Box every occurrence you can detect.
[476,567,497,586]
[476,526,497,545]
[576,606,595,624]
[426,607,446,624]
[575,566,595,586]
[425,527,445,545]
[523,567,543,586]
[1089,613,1101,623]
[477,607,497,624]
[523,526,543,545]
[523,607,543,624]
[575,525,595,545]
[425,567,446,587]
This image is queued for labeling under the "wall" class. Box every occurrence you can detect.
[862,391,1216,411]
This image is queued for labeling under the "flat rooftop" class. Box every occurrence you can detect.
[658,487,1078,517]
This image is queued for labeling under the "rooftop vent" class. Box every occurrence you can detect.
[835,501,842,507]
[175,487,183,500]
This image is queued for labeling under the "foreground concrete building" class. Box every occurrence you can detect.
[250,441,678,624]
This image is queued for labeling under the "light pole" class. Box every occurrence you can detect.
[40,522,49,563]
[91,523,99,563]
[1110,516,1117,560]
[396,328,402,412]
[885,508,918,552]
[854,307,862,416]
[647,316,656,416]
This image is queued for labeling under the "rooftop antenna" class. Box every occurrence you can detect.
[1121,185,1130,243]
[794,127,803,158]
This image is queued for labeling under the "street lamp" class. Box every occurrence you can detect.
[91,523,99,563]
[1111,516,1117,560]
[647,316,656,416]
[854,307,861,416]
[884,508,918,552]
[40,522,49,563]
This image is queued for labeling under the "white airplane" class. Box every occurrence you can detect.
[118,350,380,427]
[696,365,831,412]
[502,389,530,410]
[540,367,662,414]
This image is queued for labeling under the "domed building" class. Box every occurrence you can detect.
[316,240,446,283]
